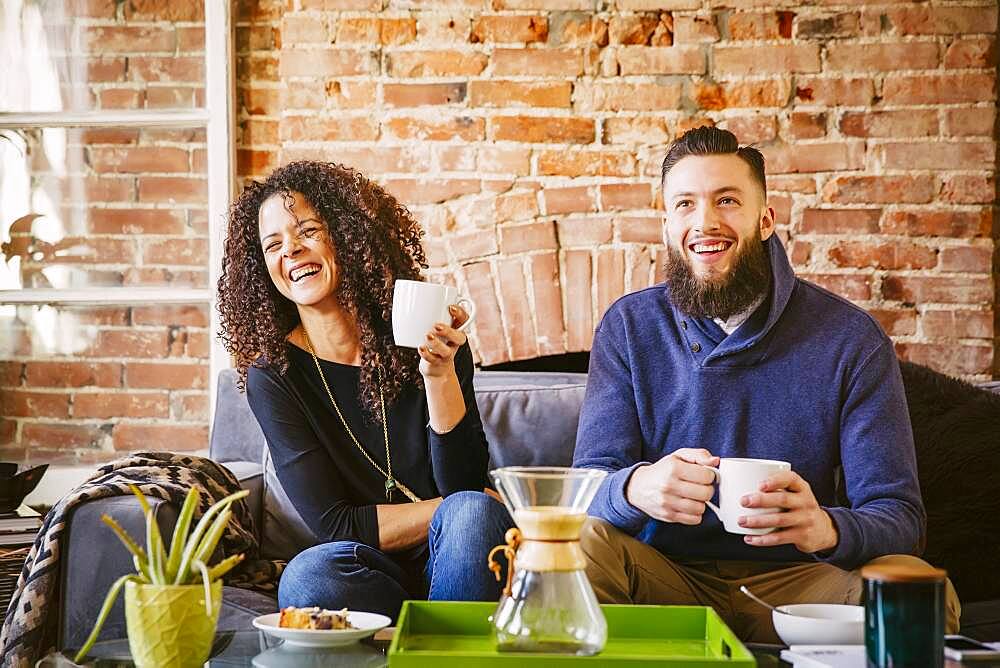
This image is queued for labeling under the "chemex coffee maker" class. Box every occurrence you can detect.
[486,466,608,655]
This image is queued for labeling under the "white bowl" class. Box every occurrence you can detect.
[772,604,864,646]
[252,611,391,647]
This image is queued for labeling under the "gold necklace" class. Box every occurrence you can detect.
[303,331,421,503]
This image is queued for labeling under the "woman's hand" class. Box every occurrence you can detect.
[418,305,469,379]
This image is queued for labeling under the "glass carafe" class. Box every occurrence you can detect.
[488,467,608,655]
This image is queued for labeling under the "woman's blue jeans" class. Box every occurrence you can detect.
[277,491,513,620]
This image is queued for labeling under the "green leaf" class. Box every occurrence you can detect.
[145,509,167,585]
[165,487,200,582]
[207,553,244,581]
[73,574,141,663]
[192,559,214,616]
[173,489,247,585]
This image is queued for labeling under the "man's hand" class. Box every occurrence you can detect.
[738,470,839,553]
[626,448,719,525]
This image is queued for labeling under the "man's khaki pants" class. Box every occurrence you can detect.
[580,518,961,643]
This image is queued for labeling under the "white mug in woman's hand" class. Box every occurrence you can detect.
[705,457,791,535]
[392,279,477,348]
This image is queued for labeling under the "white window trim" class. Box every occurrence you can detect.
[1,1,236,427]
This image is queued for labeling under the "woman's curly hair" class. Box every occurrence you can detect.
[217,161,427,417]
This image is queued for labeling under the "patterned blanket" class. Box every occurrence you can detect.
[0,452,284,667]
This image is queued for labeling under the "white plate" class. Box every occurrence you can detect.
[252,611,391,647]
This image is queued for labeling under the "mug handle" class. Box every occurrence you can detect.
[704,466,724,523]
[454,297,477,331]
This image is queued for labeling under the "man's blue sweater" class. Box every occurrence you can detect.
[573,236,924,570]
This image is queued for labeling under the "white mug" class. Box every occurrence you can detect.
[391,279,477,348]
[705,457,791,535]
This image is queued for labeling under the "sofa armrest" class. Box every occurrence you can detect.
[221,460,263,538]
[59,496,179,651]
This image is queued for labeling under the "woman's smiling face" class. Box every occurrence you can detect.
[258,190,339,308]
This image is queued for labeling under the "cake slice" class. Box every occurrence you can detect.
[278,606,353,630]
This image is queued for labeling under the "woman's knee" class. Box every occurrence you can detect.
[434,490,508,534]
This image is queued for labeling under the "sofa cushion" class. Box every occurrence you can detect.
[899,362,1000,604]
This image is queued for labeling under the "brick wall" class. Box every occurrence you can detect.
[237,0,998,378]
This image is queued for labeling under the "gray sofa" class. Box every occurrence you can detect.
[58,369,1000,651]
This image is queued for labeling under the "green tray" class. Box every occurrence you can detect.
[388,601,756,667]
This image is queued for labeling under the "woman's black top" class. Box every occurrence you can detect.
[246,342,489,550]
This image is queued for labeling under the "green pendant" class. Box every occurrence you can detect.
[385,477,397,499]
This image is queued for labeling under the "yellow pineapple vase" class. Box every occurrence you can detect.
[124,579,222,668]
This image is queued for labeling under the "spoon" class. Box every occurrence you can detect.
[739,585,792,616]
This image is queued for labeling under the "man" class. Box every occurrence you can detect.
[572,126,959,642]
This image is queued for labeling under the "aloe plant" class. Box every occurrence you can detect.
[73,485,249,663]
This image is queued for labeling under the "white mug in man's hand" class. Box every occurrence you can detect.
[392,279,477,348]
[705,458,791,535]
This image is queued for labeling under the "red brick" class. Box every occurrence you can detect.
[617,216,662,243]
[544,187,597,215]
[387,50,487,77]
[499,222,557,254]
[626,246,654,292]
[25,362,121,388]
[282,115,380,142]
[46,237,135,265]
[600,184,652,211]
[238,55,278,82]
[921,310,993,340]
[238,150,278,176]
[490,191,535,223]
[83,329,169,359]
[886,6,998,35]
[608,13,660,45]
[241,118,279,146]
[146,86,199,109]
[714,44,820,75]
[720,115,777,144]
[882,209,992,238]
[297,0,380,11]
[693,80,790,110]
[384,179,482,204]
[0,362,22,387]
[530,253,567,356]
[137,177,207,205]
[796,12,860,38]
[380,18,418,45]
[597,249,626,318]
[132,305,209,328]
[821,176,936,204]
[882,74,996,105]
[879,142,995,170]
[882,276,992,304]
[794,77,874,106]
[128,57,204,83]
[415,13,473,44]
[938,245,993,273]
[77,128,137,145]
[497,259,538,361]
[557,217,613,246]
[800,273,872,301]
[142,238,208,266]
[826,42,939,72]
[839,110,938,138]
[674,14,719,43]
[0,421,15,446]
[942,108,996,137]
[478,148,532,175]
[384,117,484,142]
[84,26,176,53]
[383,83,467,107]
[99,88,142,109]
[789,112,827,139]
[282,14,330,44]
[125,362,207,390]
[89,147,189,173]
[564,250,593,351]
[575,82,682,111]
[489,116,594,144]
[0,391,70,418]
[550,13,609,46]
[868,308,917,336]
[770,195,791,228]
[280,50,375,77]
[895,343,992,377]
[617,46,705,74]
[491,48,586,76]
[471,15,548,43]
[242,87,281,115]
[183,331,210,358]
[112,423,209,451]
[235,25,276,52]
[763,142,864,174]
[537,150,635,177]
[88,209,186,235]
[801,209,882,234]
[22,423,107,449]
[944,37,996,69]
[448,230,498,261]
[461,262,506,366]
[174,393,209,421]
[73,392,169,419]
[65,0,117,18]
[469,81,571,108]
[770,175,817,194]
[617,0,700,8]
[603,117,672,145]
[729,11,795,40]
[940,175,994,205]
[126,0,204,21]
[828,240,937,271]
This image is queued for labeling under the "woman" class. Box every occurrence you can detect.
[217,161,511,619]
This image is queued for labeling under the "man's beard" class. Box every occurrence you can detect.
[663,232,772,320]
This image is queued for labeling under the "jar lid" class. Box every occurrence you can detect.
[861,563,947,583]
